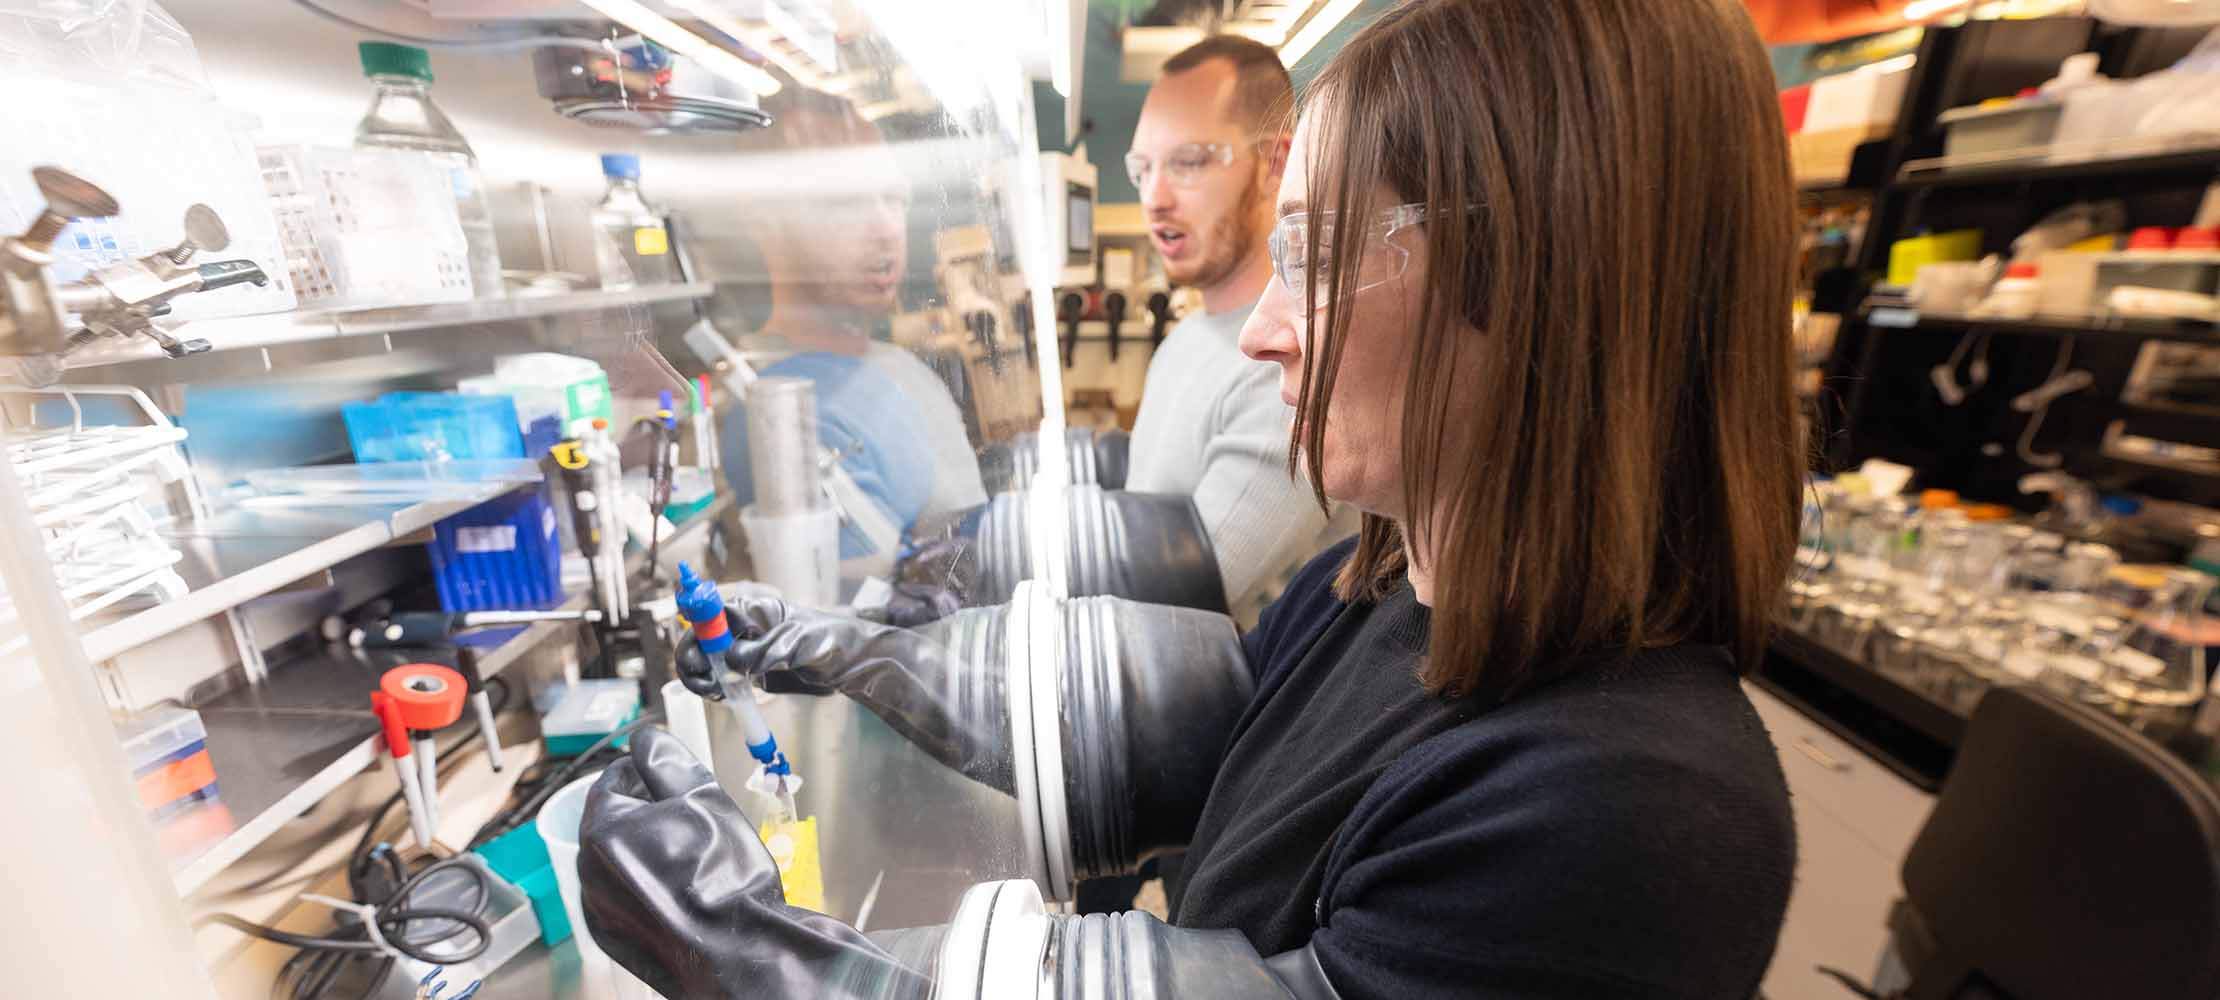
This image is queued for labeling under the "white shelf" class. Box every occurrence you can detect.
[80,485,530,664]
[58,282,715,371]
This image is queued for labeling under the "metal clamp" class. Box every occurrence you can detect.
[0,166,271,382]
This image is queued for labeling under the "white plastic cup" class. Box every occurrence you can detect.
[537,771,661,999]
[661,680,714,770]
[740,503,840,608]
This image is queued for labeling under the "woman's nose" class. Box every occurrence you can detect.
[1238,279,1302,364]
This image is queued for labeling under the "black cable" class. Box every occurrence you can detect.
[200,857,493,965]
[467,710,665,850]
[222,683,518,1000]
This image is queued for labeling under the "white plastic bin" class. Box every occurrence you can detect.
[1938,100,2062,158]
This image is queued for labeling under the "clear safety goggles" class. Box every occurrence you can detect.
[1124,142,1239,191]
[1266,202,1430,304]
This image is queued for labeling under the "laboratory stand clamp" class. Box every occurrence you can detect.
[0,166,269,385]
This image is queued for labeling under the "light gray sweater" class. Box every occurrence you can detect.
[1125,302,1356,625]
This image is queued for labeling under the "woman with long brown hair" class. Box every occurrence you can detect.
[576,1,1801,996]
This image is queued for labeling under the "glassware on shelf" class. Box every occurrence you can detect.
[1818,496,1909,658]
[2010,530,2068,592]
[591,154,679,290]
[2095,567,2213,741]
[354,41,504,298]
[1875,510,1969,681]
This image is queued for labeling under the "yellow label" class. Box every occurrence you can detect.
[759,815,825,912]
[633,227,669,256]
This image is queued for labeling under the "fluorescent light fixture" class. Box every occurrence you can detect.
[575,0,783,96]
[1048,0,1074,98]
[1902,0,1971,20]
[1279,0,1363,67]
[663,0,842,93]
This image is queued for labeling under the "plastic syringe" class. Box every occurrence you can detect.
[674,562,800,819]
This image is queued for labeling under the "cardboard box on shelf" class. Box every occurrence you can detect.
[1804,63,1911,134]
[1792,124,1891,188]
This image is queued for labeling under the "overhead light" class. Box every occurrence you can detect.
[666,0,825,90]
[575,0,782,96]
[1278,0,1363,68]
[1902,0,1971,21]
[1047,0,1074,98]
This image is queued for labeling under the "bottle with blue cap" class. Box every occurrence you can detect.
[591,153,678,289]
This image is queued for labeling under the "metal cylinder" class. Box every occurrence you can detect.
[745,376,822,517]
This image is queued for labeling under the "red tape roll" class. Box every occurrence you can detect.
[381,663,467,731]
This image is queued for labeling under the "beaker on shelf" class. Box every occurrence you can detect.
[2098,568,2214,742]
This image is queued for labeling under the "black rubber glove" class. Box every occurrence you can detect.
[577,728,933,1000]
[719,596,1016,791]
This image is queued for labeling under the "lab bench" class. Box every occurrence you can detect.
[1753,628,2220,792]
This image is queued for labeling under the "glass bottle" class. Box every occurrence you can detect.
[1787,481,1837,631]
[354,41,504,298]
[592,154,679,290]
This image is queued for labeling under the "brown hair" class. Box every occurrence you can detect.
[1295,0,1802,700]
[1161,34,1295,137]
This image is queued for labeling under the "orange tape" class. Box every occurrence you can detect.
[381,663,467,731]
[136,750,216,810]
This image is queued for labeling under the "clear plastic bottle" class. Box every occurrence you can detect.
[354,41,504,298]
[592,154,678,290]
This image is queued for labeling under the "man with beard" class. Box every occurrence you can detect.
[1124,35,1349,628]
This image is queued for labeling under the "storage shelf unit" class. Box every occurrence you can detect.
[1863,308,2220,344]
[1894,142,2220,191]
[80,485,532,664]
[56,283,716,372]
[163,495,731,896]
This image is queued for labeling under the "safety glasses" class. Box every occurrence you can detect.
[1267,202,1430,304]
[1124,142,1239,191]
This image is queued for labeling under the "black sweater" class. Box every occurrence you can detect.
[1172,539,1796,999]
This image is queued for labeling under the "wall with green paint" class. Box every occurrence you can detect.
[1041,1,1397,204]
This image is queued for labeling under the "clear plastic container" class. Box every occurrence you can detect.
[243,459,543,500]
[115,703,216,819]
[354,42,504,299]
[540,679,641,757]
[537,772,660,999]
[494,352,617,428]
[591,154,678,290]
[258,145,473,309]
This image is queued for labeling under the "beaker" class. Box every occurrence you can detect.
[2097,568,2215,742]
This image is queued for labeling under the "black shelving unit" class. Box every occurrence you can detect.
[1893,145,2220,191]
[1865,310,2220,345]
[1814,16,2220,508]
[1780,16,2220,787]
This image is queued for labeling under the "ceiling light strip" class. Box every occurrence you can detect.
[1278,0,1361,67]
[575,0,783,96]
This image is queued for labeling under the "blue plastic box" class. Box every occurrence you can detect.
[429,488,564,613]
[344,391,526,463]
